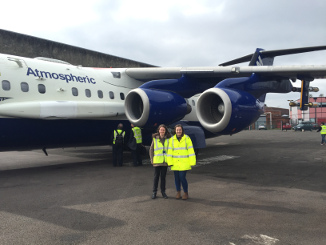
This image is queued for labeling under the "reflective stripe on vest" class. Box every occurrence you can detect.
[153,138,170,163]
[132,127,142,143]
[167,135,196,171]
[171,136,195,157]
[321,125,326,134]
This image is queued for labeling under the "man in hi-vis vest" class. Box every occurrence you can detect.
[129,124,143,166]
[167,124,196,200]
[112,123,125,167]
[317,122,326,145]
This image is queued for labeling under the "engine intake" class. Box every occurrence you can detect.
[197,87,262,134]
[196,88,232,133]
[125,88,188,127]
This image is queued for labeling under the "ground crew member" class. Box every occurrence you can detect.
[129,124,143,166]
[112,123,125,167]
[317,122,326,145]
[167,124,196,200]
[149,124,171,199]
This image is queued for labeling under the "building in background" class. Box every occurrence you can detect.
[265,107,290,129]
[254,114,266,129]
[290,96,326,125]
[253,96,326,130]
[253,107,289,129]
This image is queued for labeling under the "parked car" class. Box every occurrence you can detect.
[312,123,320,130]
[258,125,267,130]
[292,123,314,131]
[282,124,292,131]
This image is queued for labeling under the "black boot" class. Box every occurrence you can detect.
[151,192,157,199]
[162,192,168,199]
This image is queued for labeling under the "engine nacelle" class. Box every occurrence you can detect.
[125,88,188,127]
[196,88,262,134]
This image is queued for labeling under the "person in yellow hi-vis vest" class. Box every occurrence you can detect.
[111,123,125,167]
[129,124,143,166]
[167,124,196,200]
[317,122,326,145]
[149,124,171,199]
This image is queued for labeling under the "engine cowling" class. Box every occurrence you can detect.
[196,87,262,134]
[125,88,189,127]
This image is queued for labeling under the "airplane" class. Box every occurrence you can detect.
[1,45,326,154]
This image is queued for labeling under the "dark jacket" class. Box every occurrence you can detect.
[128,129,137,150]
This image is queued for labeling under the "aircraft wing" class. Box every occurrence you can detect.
[125,65,326,81]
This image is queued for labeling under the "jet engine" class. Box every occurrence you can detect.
[124,88,189,127]
[196,87,262,134]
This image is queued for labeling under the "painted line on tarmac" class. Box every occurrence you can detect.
[196,155,239,166]
[213,142,229,145]
[232,234,279,245]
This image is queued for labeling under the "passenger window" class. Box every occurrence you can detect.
[85,89,91,98]
[120,93,125,100]
[72,87,78,96]
[38,84,46,94]
[2,80,10,91]
[21,82,29,92]
[109,91,114,99]
[98,90,103,99]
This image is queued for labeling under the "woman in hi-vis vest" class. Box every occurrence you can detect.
[149,124,171,199]
[167,124,196,200]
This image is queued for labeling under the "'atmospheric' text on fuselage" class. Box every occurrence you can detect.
[26,67,96,84]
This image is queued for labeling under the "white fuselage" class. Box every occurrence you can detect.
[0,53,200,151]
[0,54,143,120]
[0,53,198,121]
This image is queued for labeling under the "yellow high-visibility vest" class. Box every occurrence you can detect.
[132,127,142,143]
[167,134,196,171]
[321,125,326,134]
[153,138,170,164]
[113,129,125,144]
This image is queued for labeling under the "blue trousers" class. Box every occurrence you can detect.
[321,134,326,144]
[174,171,188,193]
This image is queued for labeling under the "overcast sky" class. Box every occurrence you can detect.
[1,0,326,108]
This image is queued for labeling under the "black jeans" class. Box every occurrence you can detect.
[112,144,123,166]
[132,144,142,166]
[153,166,168,193]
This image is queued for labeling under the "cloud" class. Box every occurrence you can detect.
[1,0,326,108]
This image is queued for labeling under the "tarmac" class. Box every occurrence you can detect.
[1,130,326,245]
